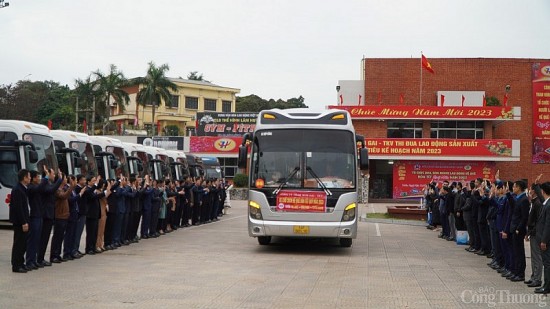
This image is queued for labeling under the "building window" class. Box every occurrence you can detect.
[204,99,217,111]
[430,121,484,139]
[185,96,198,110]
[222,100,232,112]
[220,157,238,179]
[387,121,423,138]
[168,95,179,109]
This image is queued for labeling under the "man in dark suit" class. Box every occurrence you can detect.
[508,180,530,282]
[72,175,88,257]
[10,169,31,273]
[85,176,103,255]
[535,182,550,294]
[37,167,63,267]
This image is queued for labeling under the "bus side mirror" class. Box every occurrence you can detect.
[74,156,84,168]
[237,145,247,168]
[110,159,119,169]
[359,148,369,170]
[29,150,39,164]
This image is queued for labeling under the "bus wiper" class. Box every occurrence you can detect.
[306,166,332,196]
[272,166,300,195]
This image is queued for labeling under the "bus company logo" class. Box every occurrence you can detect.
[214,138,236,151]
[277,203,285,210]
[542,65,550,76]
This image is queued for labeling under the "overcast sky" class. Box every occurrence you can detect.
[1,0,549,110]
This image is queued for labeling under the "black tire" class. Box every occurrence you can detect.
[339,238,352,247]
[257,236,271,245]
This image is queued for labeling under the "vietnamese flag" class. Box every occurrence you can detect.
[461,95,465,107]
[47,119,52,130]
[483,95,486,107]
[82,119,87,133]
[440,94,445,106]
[421,54,435,74]
[339,95,343,105]
[503,94,509,107]
[358,94,362,106]
[399,93,404,105]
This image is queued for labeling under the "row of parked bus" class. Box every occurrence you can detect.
[0,120,224,221]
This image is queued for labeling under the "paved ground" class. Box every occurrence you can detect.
[0,201,545,308]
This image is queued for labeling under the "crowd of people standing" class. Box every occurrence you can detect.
[424,172,550,294]
[9,166,230,273]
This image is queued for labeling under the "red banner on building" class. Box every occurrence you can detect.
[366,138,517,159]
[392,161,496,199]
[532,62,550,163]
[329,105,517,120]
[276,190,327,212]
[190,136,242,154]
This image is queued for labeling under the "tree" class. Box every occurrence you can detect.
[164,124,179,136]
[236,94,308,112]
[34,81,74,128]
[187,71,210,82]
[133,62,178,136]
[485,96,501,106]
[93,64,130,132]
[74,76,100,132]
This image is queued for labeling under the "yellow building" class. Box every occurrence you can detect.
[109,78,240,136]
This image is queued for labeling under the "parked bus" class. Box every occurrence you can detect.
[122,142,145,178]
[166,150,189,181]
[0,120,58,220]
[186,154,204,179]
[201,156,223,180]
[238,109,369,247]
[51,130,98,177]
[89,136,129,180]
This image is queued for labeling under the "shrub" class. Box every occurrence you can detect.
[233,173,248,188]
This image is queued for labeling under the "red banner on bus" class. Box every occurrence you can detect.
[276,190,327,212]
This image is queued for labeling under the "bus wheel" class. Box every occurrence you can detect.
[257,236,271,245]
[339,238,352,247]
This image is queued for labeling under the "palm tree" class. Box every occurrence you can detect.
[133,62,177,136]
[93,64,130,131]
[74,76,100,132]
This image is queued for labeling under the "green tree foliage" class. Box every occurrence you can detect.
[187,71,209,82]
[232,173,248,187]
[132,62,178,136]
[35,81,74,128]
[236,95,307,112]
[93,64,130,121]
[485,96,501,106]
[164,124,179,136]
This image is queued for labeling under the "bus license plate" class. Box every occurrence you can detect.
[293,225,309,234]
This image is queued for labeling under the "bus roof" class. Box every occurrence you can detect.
[200,156,220,165]
[0,120,51,136]
[51,130,92,144]
[89,136,124,151]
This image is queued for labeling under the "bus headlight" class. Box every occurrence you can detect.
[249,200,263,220]
[342,203,356,222]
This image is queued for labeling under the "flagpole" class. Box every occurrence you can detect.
[420,51,423,105]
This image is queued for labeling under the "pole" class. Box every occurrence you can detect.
[75,97,79,131]
[419,52,423,105]
[91,97,95,136]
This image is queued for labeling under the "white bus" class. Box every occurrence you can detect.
[238,109,369,247]
[122,142,146,178]
[51,130,98,177]
[89,136,129,180]
[166,150,189,181]
[0,120,58,220]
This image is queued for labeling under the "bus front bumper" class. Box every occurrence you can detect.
[248,218,357,238]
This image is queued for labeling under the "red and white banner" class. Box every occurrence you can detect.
[190,136,242,154]
[392,161,496,199]
[276,190,327,212]
[532,62,550,164]
[329,105,518,120]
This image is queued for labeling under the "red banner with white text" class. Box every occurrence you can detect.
[532,62,550,163]
[275,190,327,212]
[392,161,496,199]
[366,138,517,159]
[329,105,517,120]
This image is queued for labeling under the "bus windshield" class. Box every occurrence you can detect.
[23,133,57,172]
[70,141,97,177]
[251,129,356,189]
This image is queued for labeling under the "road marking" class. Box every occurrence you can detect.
[375,223,381,237]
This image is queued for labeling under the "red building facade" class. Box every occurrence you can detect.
[332,58,550,200]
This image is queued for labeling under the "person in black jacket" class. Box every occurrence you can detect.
[37,167,63,267]
[526,182,544,287]
[535,181,550,294]
[104,179,119,250]
[85,176,104,255]
[507,180,530,282]
[25,170,45,269]
[10,169,31,273]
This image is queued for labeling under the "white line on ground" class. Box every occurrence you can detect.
[375,223,381,237]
